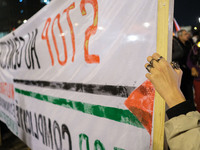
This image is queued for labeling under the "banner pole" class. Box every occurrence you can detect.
[153,0,173,149]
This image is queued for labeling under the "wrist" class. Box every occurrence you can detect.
[165,88,186,108]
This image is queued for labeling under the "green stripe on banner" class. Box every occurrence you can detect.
[15,88,144,129]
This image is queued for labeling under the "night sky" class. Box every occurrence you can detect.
[174,0,200,26]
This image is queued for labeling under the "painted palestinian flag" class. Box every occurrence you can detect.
[124,80,155,135]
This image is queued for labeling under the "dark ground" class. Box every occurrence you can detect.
[0,122,30,150]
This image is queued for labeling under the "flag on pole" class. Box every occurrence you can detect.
[173,18,181,32]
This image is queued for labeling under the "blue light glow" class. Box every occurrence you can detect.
[41,0,50,4]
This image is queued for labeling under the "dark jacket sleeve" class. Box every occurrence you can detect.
[172,37,184,62]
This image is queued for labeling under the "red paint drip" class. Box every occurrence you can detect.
[124,80,155,135]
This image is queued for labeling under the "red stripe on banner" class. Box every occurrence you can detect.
[124,80,155,135]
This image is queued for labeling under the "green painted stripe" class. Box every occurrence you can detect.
[114,148,125,150]
[15,88,144,129]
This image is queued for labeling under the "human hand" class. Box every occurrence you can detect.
[191,67,199,77]
[145,53,185,108]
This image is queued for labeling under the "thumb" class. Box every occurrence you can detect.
[174,69,183,87]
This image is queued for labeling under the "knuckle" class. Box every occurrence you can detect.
[151,72,158,78]
[152,53,158,58]
[145,63,149,67]
[156,65,163,71]
[160,61,169,69]
[147,56,152,61]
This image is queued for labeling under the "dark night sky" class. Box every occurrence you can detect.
[174,0,200,26]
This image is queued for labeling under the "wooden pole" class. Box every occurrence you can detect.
[153,0,173,149]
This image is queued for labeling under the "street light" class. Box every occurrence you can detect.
[23,20,27,24]
[197,42,200,48]
[41,0,50,4]
[199,17,200,23]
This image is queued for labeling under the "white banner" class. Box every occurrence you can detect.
[0,0,158,149]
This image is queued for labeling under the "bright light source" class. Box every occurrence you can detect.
[60,33,65,37]
[199,17,200,23]
[74,23,79,26]
[194,27,197,30]
[98,26,104,30]
[127,35,138,42]
[197,42,200,48]
[23,20,27,23]
[19,0,23,2]
[41,0,50,4]
[143,22,150,28]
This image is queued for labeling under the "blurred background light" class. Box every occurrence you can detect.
[41,0,50,4]
[143,22,150,28]
[23,19,27,23]
[127,35,139,42]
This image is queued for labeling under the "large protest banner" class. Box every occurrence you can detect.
[0,0,173,149]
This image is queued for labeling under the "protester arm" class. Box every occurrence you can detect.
[165,101,200,150]
[145,53,200,150]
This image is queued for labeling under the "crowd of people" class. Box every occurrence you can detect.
[172,29,200,112]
